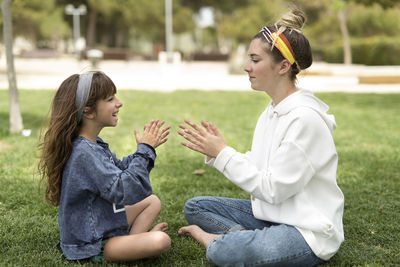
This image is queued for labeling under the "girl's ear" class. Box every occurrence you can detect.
[278,59,292,75]
[83,106,95,120]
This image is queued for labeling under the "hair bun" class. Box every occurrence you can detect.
[275,8,306,33]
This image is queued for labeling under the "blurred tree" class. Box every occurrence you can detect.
[348,0,399,8]
[334,0,352,65]
[218,0,285,44]
[71,0,196,53]
[11,0,68,48]
[181,0,252,13]
[1,0,23,134]
[347,3,400,36]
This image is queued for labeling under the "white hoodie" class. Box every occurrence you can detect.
[206,89,344,260]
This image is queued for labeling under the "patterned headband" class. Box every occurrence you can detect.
[260,26,299,70]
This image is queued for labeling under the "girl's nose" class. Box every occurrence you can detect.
[116,97,123,108]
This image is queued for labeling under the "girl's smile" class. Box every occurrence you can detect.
[94,95,123,127]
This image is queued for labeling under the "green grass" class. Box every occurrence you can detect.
[0,90,399,266]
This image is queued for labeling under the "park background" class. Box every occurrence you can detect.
[1,0,400,266]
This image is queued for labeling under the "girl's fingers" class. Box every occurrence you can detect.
[161,131,170,139]
[134,130,140,142]
[159,137,168,146]
[161,125,171,134]
[157,120,165,128]
[149,119,158,133]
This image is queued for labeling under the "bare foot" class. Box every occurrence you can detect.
[178,225,220,248]
[178,225,203,238]
[151,222,168,232]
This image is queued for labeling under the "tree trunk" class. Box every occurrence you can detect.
[87,8,97,48]
[338,9,352,65]
[1,0,23,133]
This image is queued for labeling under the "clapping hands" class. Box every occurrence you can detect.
[134,119,226,157]
[135,120,171,149]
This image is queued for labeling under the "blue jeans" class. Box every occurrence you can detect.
[184,196,325,267]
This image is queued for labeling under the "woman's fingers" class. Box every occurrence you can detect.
[184,119,207,136]
[181,141,203,154]
[178,130,202,147]
[201,120,213,134]
[210,123,222,137]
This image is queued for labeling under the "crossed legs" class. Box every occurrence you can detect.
[104,195,171,262]
[178,196,324,266]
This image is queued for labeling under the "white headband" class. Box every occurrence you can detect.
[75,73,94,123]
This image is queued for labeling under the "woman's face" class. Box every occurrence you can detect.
[244,38,280,92]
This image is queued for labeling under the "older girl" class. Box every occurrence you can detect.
[178,8,344,266]
[39,71,171,262]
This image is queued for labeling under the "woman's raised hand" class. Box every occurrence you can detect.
[135,120,171,148]
[178,119,226,158]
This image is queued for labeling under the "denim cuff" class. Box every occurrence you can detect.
[139,143,156,155]
[228,224,246,233]
[137,143,156,160]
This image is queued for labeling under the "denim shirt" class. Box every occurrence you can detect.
[58,136,156,260]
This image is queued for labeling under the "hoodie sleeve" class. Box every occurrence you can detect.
[208,108,336,204]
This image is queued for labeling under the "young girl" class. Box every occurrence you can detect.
[178,8,344,266]
[39,71,171,262]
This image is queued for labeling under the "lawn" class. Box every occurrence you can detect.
[0,90,399,266]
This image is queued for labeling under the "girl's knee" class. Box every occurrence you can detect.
[148,194,161,205]
[148,194,162,212]
[151,231,171,254]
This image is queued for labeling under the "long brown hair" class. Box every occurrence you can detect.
[38,71,116,206]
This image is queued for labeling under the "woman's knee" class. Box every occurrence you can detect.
[183,197,203,223]
[206,238,235,266]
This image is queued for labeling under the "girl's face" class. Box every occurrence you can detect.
[244,38,280,93]
[93,94,123,128]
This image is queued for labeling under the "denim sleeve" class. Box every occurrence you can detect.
[112,143,156,172]
[78,143,156,205]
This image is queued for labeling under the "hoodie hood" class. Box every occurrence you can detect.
[272,89,337,132]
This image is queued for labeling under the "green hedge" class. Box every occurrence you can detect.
[316,36,400,65]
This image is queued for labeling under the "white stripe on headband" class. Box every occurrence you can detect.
[75,73,94,123]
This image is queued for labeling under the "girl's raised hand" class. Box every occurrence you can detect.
[178,119,226,158]
[134,120,171,148]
